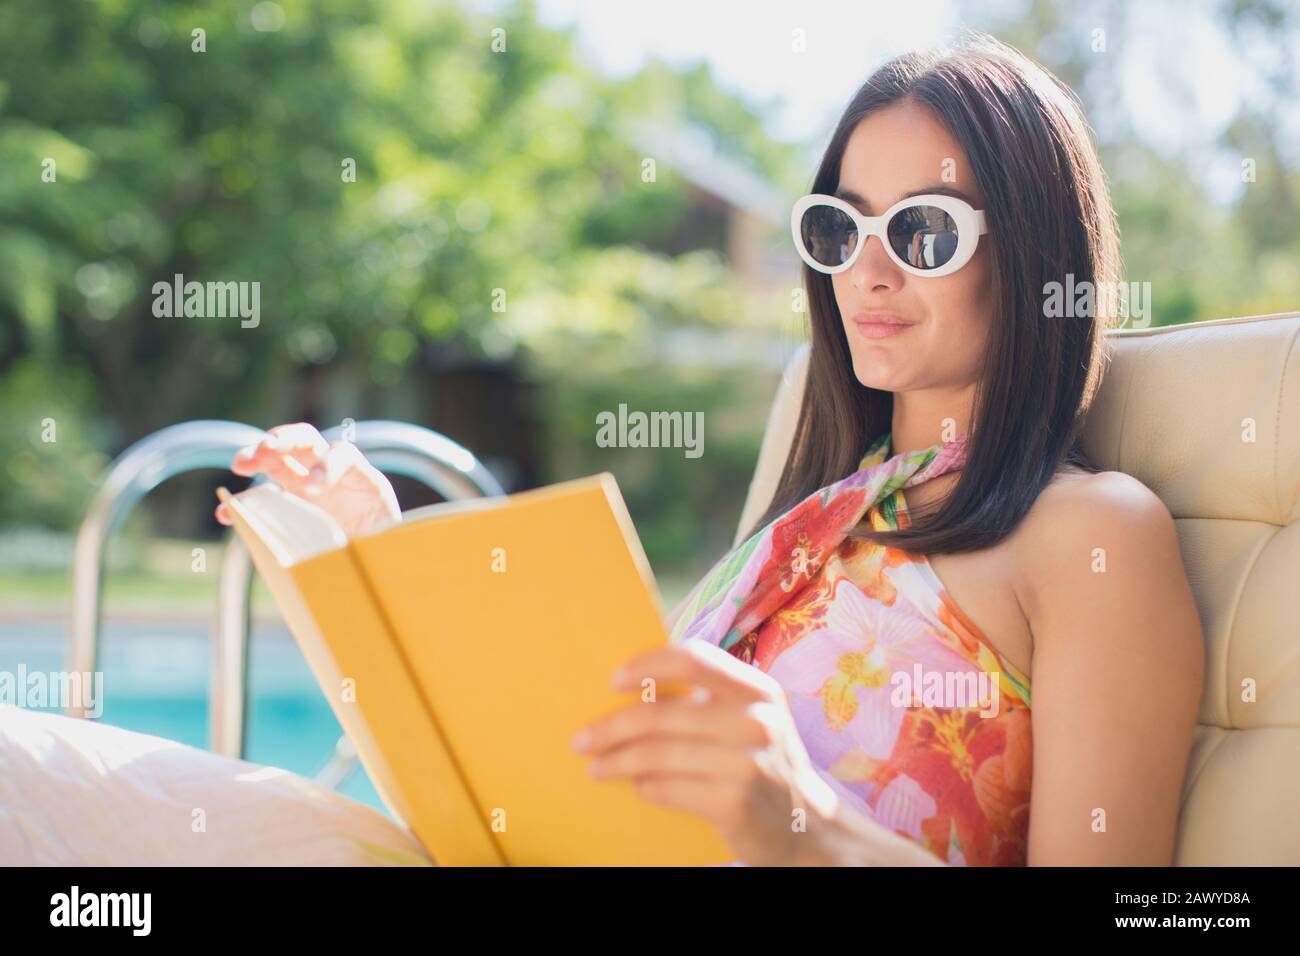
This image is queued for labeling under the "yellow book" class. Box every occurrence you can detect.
[217,474,733,866]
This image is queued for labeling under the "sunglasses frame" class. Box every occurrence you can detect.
[791,192,989,278]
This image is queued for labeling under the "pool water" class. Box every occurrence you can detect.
[0,613,386,813]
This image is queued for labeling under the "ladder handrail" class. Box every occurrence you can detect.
[69,420,268,714]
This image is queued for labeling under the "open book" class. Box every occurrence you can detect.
[216,473,733,866]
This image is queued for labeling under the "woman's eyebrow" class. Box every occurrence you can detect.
[834,185,976,212]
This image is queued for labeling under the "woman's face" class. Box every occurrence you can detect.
[831,100,996,395]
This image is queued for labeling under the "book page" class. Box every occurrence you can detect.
[222,484,348,566]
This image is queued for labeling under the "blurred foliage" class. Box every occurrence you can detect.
[0,0,1297,577]
[538,366,771,572]
[0,0,800,564]
[0,0,796,429]
[0,358,108,528]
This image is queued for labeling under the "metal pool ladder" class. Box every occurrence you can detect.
[67,419,503,784]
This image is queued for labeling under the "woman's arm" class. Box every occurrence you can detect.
[1016,471,1205,865]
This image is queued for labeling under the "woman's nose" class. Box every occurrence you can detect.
[849,233,902,291]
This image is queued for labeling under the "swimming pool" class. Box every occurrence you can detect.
[0,612,386,813]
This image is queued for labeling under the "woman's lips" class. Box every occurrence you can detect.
[851,312,914,339]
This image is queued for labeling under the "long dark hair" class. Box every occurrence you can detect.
[744,33,1120,554]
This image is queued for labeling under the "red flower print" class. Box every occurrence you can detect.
[731,486,869,635]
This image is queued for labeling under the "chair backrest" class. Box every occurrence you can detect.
[735,311,1300,865]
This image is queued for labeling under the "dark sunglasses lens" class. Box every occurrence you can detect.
[887,205,960,270]
[799,204,859,268]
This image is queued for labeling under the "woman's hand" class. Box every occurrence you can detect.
[571,638,846,866]
[214,422,401,539]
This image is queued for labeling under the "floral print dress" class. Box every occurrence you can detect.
[670,431,1033,866]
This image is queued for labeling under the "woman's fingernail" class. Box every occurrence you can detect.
[611,667,628,688]
[588,760,605,777]
[570,728,591,753]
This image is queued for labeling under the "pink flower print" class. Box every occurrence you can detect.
[871,772,938,844]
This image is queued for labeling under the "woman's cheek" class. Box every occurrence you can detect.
[831,277,852,316]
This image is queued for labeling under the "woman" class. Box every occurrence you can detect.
[218,35,1205,866]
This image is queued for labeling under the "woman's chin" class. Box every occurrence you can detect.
[851,364,907,392]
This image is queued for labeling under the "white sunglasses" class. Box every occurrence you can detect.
[792,192,989,278]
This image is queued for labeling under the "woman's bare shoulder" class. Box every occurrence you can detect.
[1008,465,1169,549]
[1011,465,1181,620]
[1037,465,1167,519]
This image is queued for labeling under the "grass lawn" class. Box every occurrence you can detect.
[0,536,701,618]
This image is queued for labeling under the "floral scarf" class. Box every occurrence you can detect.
[669,430,970,651]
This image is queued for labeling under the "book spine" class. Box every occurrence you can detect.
[284,546,506,865]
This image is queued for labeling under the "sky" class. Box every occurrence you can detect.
[530,0,956,144]
[467,0,1297,204]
